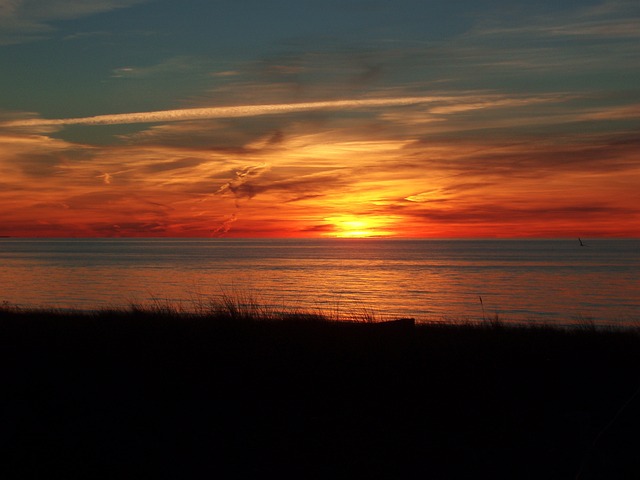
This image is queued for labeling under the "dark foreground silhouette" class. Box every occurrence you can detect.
[1,307,639,479]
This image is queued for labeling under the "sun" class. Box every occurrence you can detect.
[336,219,374,238]
[325,215,395,238]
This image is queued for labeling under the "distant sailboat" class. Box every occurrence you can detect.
[579,238,588,247]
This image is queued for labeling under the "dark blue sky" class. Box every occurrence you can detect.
[1,0,615,119]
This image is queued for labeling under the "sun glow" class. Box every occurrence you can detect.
[326,215,396,238]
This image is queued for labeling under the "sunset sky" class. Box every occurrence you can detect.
[1,0,639,238]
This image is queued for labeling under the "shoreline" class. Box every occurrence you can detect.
[2,299,639,331]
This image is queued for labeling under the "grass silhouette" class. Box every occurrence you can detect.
[1,299,639,478]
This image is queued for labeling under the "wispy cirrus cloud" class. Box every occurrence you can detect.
[473,0,640,39]
[0,0,147,44]
[211,214,238,237]
[215,163,271,203]
[436,1,639,84]
[2,96,438,128]
[111,56,212,79]
[2,116,639,237]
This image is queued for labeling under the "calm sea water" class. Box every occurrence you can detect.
[1,238,638,326]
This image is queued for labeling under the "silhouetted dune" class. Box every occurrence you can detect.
[1,306,639,478]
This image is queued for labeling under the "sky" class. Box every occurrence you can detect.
[1,0,639,238]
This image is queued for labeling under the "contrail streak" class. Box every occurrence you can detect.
[3,97,434,127]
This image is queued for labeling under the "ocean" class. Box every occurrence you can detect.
[1,238,638,326]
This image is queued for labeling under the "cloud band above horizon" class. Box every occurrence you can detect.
[3,97,435,128]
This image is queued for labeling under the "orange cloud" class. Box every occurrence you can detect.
[2,92,639,238]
